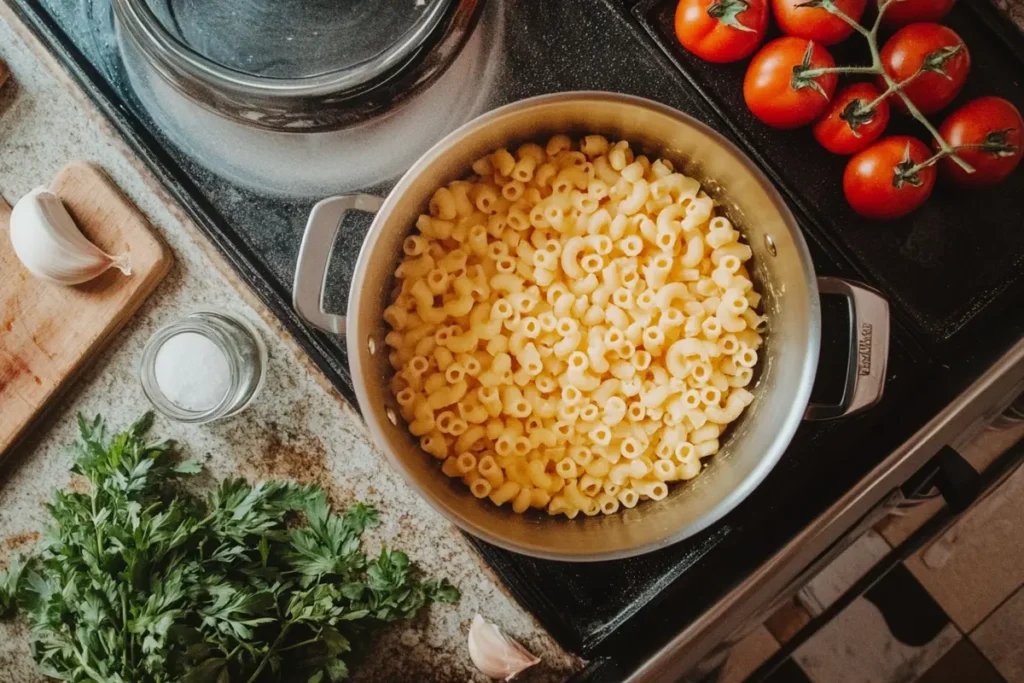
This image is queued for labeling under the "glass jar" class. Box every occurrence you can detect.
[140,309,267,423]
[111,0,503,195]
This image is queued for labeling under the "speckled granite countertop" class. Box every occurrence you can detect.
[0,12,581,683]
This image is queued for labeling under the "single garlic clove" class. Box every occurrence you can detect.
[468,614,540,681]
[9,187,131,286]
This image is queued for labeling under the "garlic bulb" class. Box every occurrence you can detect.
[468,614,540,681]
[9,187,131,285]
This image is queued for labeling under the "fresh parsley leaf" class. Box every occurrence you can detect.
[0,558,23,616]
[1,414,459,682]
[426,579,461,604]
[174,460,204,475]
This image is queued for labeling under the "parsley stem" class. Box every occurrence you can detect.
[73,644,107,683]
[246,621,294,683]
[277,636,320,653]
[121,587,132,677]
[91,494,104,569]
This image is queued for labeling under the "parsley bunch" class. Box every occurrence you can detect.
[0,414,458,683]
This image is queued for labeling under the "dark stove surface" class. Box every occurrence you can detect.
[10,0,1023,672]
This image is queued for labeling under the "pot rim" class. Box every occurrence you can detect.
[348,91,820,561]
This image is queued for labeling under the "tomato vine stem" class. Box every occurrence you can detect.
[900,150,947,179]
[899,133,1016,178]
[864,71,923,110]
[871,0,896,36]
[708,0,757,33]
[827,0,873,38]
[809,0,975,174]
[800,64,878,78]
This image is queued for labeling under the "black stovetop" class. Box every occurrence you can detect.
[9,0,1023,676]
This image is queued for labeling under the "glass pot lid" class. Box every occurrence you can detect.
[143,0,451,85]
[113,0,484,130]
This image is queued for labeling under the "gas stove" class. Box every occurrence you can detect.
[9,0,1023,679]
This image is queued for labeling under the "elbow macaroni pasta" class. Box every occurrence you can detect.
[384,136,765,518]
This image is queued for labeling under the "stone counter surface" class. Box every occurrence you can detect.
[0,12,581,683]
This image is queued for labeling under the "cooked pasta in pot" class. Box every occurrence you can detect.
[382,135,765,518]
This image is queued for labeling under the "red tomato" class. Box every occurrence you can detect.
[674,0,769,63]
[772,0,867,45]
[878,0,956,27]
[744,37,838,129]
[936,96,1024,187]
[879,23,970,115]
[813,83,891,155]
[844,136,937,219]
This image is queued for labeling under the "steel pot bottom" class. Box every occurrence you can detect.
[295,93,889,561]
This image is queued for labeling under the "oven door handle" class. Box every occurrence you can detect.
[901,445,982,514]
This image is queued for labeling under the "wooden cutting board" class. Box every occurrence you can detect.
[0,162,172,458]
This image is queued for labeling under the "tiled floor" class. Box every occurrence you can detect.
[793,565,961,683]
[713,423,1024,683]
[917,641,1005,683]
[719,626,780,683]
[905,463,1024,632]
[795,531,891,615]
[972,587,1024,682]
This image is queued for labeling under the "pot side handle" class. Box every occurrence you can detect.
[292,194,384,336]
[804,276,890,421]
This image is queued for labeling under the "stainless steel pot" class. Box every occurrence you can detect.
[293,92,890,561]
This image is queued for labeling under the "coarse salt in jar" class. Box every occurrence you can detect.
[140,309,267,423]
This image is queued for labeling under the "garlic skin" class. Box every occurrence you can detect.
[468,614,540,681]
[9,187,131,285]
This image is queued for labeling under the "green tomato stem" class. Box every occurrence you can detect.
[819,0,873,38]
[891,82,975,173]
[848,0,976,174]
[901,149,947,178]
[955,139,1014,153]
[865,85,895,111]
[864,70,921,110]
[903,138,1009,177]
[872,0,896,35]
[800,64,879,78]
